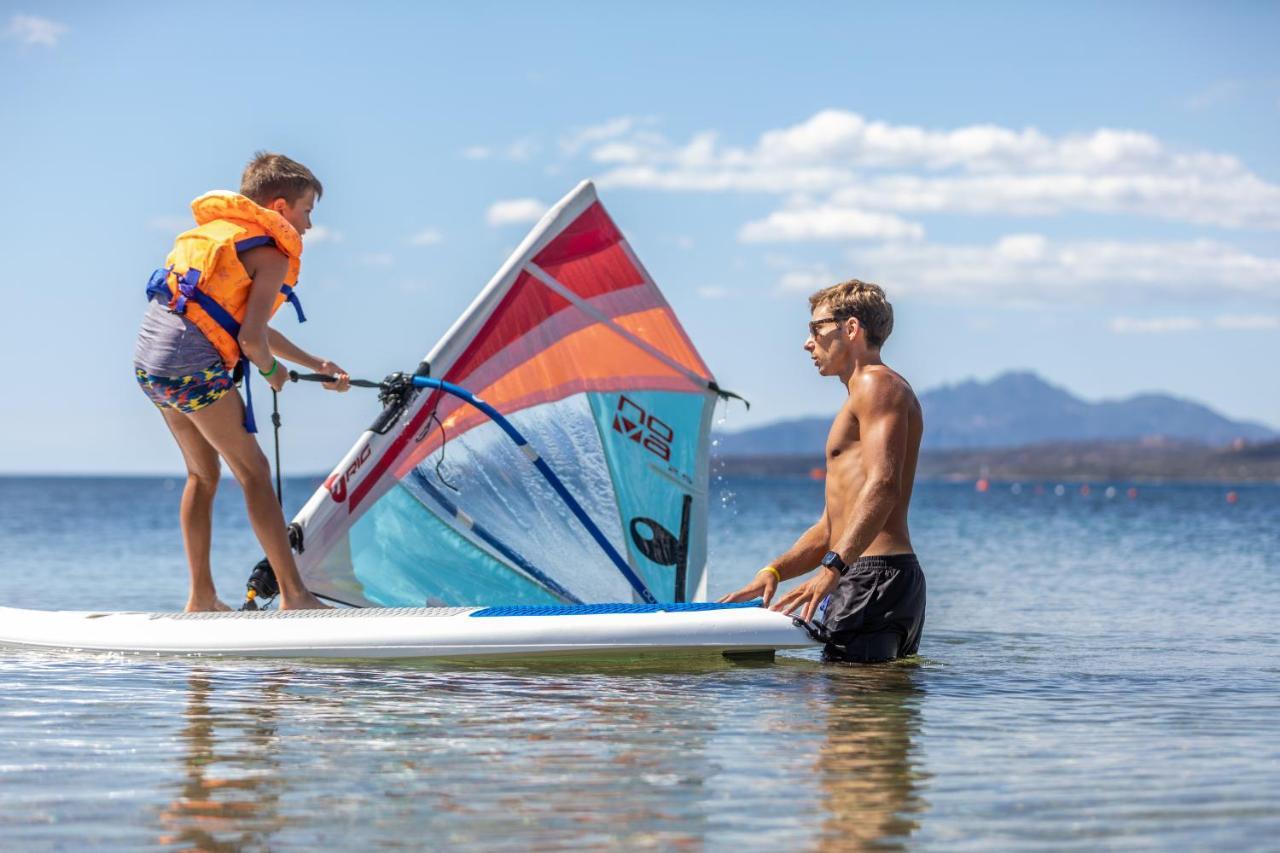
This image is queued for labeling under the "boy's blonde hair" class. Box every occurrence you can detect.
[240,151,323,206]
[808,278,894,348]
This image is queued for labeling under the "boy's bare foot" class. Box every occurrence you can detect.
[279,592,330,610]
[185,598,232,613]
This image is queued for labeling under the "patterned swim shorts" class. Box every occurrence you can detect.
[135,363,236,414]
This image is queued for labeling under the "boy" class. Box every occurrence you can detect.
[135,152,349,611]
[720,279,926,662]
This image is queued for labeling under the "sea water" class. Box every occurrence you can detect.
[0,476,1276,849]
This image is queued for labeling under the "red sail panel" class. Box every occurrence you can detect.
[531,201,624,286]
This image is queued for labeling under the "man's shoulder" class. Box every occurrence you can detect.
[852,364,913,394]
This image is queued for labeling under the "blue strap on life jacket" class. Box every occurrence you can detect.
[279,284,306,323]
[234,235,275,253]
[144,266,174,303]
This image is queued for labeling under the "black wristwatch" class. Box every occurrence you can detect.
[820,550,848,575]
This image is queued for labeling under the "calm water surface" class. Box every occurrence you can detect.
[1,476,1277,849]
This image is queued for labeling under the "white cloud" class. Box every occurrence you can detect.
[579,109,1280,230]
[822,172,1280,230]
[604,109,1226,176]
[462,138,538,162]
[1184,80,1246,111]
[5,14,67,47]
[486,198,547,227]
[560,116,647,156]
[994,234,1048,262]
[847,236,1280,306]
[740,206,925,243]
[409,228,442,246]
[696,286,729,300]
[1109,316,1202,334]
[1214,314,1280,330]
[303,225,342,244]
[148,215,191,232]
[359,253,394,267]
[776,263,836,294]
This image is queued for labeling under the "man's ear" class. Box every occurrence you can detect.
[845,317,861,341]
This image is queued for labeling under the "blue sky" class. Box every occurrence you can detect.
[2,2,1277,474]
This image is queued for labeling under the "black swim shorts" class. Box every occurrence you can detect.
[818,553,926,663]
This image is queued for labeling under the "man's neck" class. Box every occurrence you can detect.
[838,350,884,392]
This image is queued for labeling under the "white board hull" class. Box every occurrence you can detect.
[0,604,817,661]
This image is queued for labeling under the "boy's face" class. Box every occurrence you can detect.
[271,189,316,236]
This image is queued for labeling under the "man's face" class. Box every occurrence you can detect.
[273,189,316,236]
[804,302,847,376]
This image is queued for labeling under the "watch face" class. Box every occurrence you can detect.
[822,551,843,570]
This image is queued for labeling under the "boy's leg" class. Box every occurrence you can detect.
[186,389,326,610]
[159,408,230,612]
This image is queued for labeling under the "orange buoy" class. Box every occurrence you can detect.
[1226,490,1239,505]
[975,478,990,492]
[1080,484,1091,497]
[808,467,825,481]
[1127,487,1138,499]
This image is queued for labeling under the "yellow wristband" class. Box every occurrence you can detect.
[758,565,781,582]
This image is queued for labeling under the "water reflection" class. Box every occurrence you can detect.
[155,669,287,850]
[810,660,927,849]
[140,655,926,848]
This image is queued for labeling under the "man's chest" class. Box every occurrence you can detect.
[824,412,861,458]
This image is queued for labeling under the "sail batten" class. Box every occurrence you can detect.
[289,182,721,607]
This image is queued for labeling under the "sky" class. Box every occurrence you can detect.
[2,1,1278,474]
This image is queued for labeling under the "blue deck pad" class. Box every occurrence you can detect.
[470,600,764,618]
[589,390,711,602]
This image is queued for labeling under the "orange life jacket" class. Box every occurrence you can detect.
[145,191,308,431]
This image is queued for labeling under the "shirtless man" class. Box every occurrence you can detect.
[720,279,926,662]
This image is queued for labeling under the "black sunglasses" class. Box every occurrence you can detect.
[808,313,858,338]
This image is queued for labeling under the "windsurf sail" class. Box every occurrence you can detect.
[288,181,726,607]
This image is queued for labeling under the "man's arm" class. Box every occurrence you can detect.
[771,512,831,581]
[718,510,828,605]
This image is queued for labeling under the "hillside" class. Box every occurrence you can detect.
[714,371,1277,455]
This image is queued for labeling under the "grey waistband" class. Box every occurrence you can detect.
[849,553,920,571]
[133,300,222,377]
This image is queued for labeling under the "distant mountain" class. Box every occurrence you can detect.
[713,371,1278,455]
